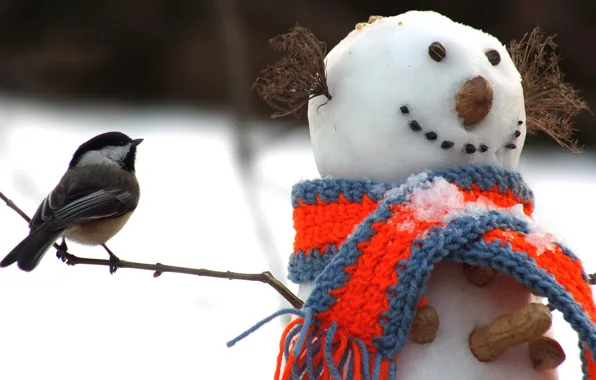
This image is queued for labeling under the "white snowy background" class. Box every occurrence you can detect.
[0,98,594,379]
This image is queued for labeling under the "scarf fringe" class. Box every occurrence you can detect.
[227,307,398,380]
[275,309,396,380]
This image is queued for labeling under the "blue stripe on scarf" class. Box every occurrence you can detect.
[291,178,394,207]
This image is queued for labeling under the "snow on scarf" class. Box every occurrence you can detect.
[228,165,596,380]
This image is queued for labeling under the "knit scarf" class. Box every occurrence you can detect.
[228,164,596,380]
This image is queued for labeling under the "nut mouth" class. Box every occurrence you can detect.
[456,76,494,129]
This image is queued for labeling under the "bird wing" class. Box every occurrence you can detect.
[29,168,139,231]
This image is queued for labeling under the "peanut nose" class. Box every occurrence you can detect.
[455,76,493,128]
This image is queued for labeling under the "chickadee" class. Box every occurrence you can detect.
[0,131,143,273]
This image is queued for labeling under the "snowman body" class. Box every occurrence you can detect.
[298,264,556,380]
[300,11,557,380]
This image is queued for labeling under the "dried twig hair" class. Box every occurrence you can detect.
[509,27,590,152]
[253,25,331,118]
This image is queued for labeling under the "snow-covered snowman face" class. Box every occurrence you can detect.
[308,11,526,184]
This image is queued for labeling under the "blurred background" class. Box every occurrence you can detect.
[0,0,593,146]
[0,1,594,379]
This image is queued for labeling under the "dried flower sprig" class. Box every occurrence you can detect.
[509,27,590,152]
[253,25,331,118]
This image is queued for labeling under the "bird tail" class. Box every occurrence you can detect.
[0,225,63,272]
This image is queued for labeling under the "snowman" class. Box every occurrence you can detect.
[230,10,594,380]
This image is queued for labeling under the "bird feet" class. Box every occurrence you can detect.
[56,238,69,262]
[102,244,121,275]
[109,255,120,275]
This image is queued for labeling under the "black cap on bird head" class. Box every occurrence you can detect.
[69,131,144,172]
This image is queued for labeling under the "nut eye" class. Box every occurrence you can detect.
[485,49,501,66]
[429,42,446,62]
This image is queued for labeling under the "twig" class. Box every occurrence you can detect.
[65,255,303,308]
[0,190,304,309]
[0,191,32,223]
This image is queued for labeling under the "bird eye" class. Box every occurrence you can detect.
[485,49,500,66]
[428,42,446,62]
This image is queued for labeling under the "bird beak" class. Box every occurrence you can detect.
[131,138,144,147]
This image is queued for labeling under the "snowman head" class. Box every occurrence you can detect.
[308,11,528,183]
[254,11,588,183]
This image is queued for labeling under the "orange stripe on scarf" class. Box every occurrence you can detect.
[293,194,379,254]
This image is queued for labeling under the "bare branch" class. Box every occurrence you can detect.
[64,254,303,308]
[0,191,32,224]
[0,190,304,309]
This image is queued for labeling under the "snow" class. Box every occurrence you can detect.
[390,176,552,247]
[308,11,526,185]
[383,171,429,199]
[0,98,594,379]
[407,178,464,222]
[525,232,556,256]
